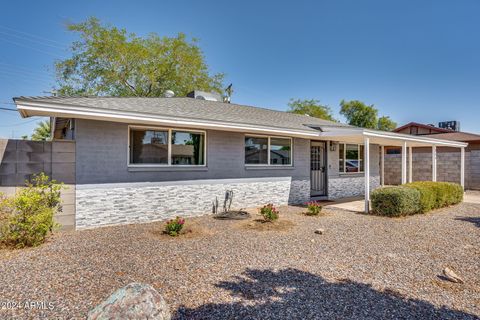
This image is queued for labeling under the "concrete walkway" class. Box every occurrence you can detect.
[324,190,480,213]
[323,197,365,213]
[464,191,480,204]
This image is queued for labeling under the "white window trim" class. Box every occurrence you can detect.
[339,143,364,174]
[128,125,207,167]
[244,134,293,167]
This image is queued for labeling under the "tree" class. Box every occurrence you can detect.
[55,17,224,97]
[31,120,51,141]
[339,100,397,131]
[287,99,336,121]
[339,100,378,129]
[377,116,397,131]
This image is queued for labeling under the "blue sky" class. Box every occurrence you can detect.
[0,0,479,138]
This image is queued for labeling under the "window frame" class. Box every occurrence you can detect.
[128,125,207,167]
[244,134,293,167]
[339,143,364,174]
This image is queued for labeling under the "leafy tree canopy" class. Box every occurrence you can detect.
[55,17,224,97]
[339,99,396,131]
[31,120,51,141]
[377,116,397,131]
[287,99,336,122]
[339,100,378,129]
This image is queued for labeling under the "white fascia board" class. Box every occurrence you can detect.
[16,102,321,139]
[319,128,468,148]
[363,130,468,148]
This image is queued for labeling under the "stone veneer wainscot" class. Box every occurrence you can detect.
[75,177,310,229]
[328,175,381,199]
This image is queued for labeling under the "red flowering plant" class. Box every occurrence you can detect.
[165,216,185,236]
[259,204,279,222]
[305,201,322,216]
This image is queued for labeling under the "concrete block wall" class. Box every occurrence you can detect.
[384,150,474,188]
[0,139,76,230]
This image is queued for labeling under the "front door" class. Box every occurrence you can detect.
[311,141,327,196]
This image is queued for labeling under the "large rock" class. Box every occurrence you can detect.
[88,283,171,320]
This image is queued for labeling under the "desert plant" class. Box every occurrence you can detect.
[0,173,63,248]
[259,204,279,222]
[165,217,185,236]
[305,201,322,216]
[370,186,421,217]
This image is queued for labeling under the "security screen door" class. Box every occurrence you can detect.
[310,141,327,196]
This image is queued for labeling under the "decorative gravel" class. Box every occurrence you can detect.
[0,200,479,319]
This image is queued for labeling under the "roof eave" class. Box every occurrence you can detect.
[15,100,322,139]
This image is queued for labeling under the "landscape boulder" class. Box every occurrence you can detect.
[88,283,171,320]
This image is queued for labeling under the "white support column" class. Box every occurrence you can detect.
[460,147,465,189]
[408,146,413,183]
[380,145,385,186]
[432,145,437,182]
[401,141,407,184]
[364,136,370,213]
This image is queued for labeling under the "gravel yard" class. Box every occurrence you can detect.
[0,201,479,319]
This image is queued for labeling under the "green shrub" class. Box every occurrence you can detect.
[0,173,63,248]
[405,181,463,212]
[165,217,185,236]
[305,201,322,216]
[404,182,437,213]
[259,204,279,222]
[371,186,421,217]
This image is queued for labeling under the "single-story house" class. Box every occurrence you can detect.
[385,122,480,190]
[12,94,468,229]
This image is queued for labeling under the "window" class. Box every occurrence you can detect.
[270,137,291,165]
[245,136,292,166]
[129,127,206,166]
[386,147,401,155]
[130,129,169,164]
[171,131,205,165]
[339,143,364,173]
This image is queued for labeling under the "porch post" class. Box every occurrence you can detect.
[380,145,385,186]
[461,147,465,189]
[432,145,437,182]
[408,146,413,183]
[364,136,370,213]
[401,141,407,184]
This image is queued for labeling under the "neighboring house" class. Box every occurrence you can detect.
[384,122,480,190]
[9,95,467,229]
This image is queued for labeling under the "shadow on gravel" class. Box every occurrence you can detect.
[455,216,480,228]
[175,268,478,320]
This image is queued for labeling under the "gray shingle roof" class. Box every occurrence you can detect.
[14,96,349,133]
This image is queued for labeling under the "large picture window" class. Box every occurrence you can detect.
[339,143,364,173]
[245,136,292,166]
[129,127,206,166]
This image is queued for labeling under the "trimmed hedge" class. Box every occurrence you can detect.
[371,186,421,217]
[405,182,464,213]
[371,182,463,217]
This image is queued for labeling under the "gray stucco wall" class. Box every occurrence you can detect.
[326,143,381,199]
[74,119,311,228]
[75,119,309,184]
[73,120,382,228]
